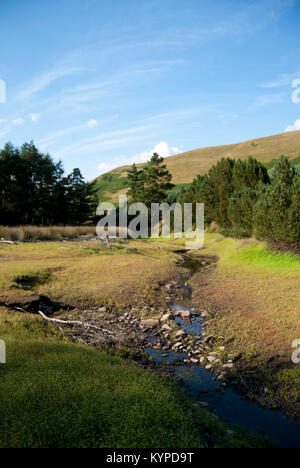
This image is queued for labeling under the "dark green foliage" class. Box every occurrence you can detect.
[0,141,97,225]
[127,153,173,205]
[232,156,269,190]
[207,158,235,226]
[253,157,300,241]
[228,187,257,237]
[127,163,144,203]
[166,184,190,205]
[177,154,300,242]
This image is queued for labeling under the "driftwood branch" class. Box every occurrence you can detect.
[0,240,17,245]
[37,310,107,332]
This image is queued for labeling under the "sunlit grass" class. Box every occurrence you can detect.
[0,239,178,306]
[0,309,271,448]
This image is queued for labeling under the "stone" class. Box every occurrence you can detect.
[181,311,191,318]
[205,364,213,370]
[98,307,107,313]
[176,309,190,317]
[190,358,199,364]
[219,346,225,352]
[201,311,209,318]
[207,355,217,363]
[172,342,182,349]
[161,313,173,322]
[222,363,234,369]
[175,330,186,339]
[217,374,225,381]
[161,324,173,332]
[140,319,159,327]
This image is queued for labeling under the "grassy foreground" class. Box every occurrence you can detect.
[0,238,272,448]
[0,308,270,448]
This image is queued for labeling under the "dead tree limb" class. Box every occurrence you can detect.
[37,310,108,332]
[0,240,18,245]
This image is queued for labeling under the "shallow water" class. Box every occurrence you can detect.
[146,254,300,448]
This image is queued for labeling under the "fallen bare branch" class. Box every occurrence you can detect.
[37,310,106,332]
[0,240,18,245]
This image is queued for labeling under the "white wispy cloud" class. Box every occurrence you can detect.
[284,118,300,132]
[18,66,82,101]
[247,93,286,112]
[87,119,98,128]
[37,116,118,150]
[12,118,25,125]
[29,113,40,122]
[53,124,155,159]
[261,71,300,89]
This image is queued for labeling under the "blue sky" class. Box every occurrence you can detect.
[1,0,300,180]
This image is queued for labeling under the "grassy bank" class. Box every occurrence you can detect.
[0,308,270,448]
[188,233,300,418]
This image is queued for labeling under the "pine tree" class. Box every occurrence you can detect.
[253,157,296,241]
[127,154,173,206]
[142,153,173,205]
[127,163,144,203]
[208,158,235,227]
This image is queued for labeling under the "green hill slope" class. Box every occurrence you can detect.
[95,130,300,202]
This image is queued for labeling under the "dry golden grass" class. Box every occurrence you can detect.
[0,239,178,307]
[0,226,96,242]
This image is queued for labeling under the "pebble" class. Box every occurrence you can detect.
[180,310,191,318]
[161,313,173,323]
[222,363,234,369]
[207,356,217,363]
[175,330,186,339]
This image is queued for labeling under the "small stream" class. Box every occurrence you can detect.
[146,253,300,448]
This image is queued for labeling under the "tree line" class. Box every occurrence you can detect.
[0,142,97,226]
[127,153,300,243]
[177,155,300,242]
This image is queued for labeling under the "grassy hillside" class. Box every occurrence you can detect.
[95,130,300,202]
